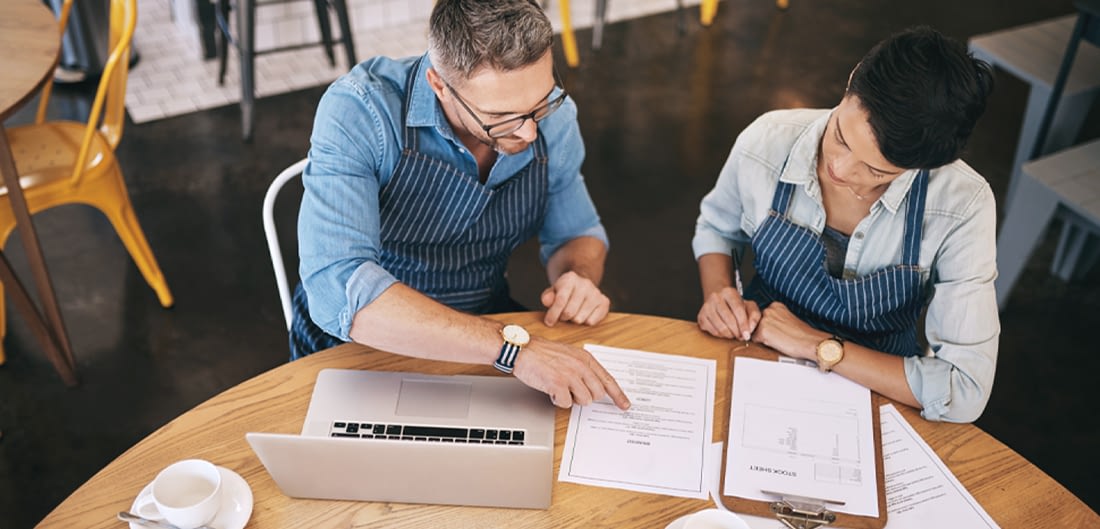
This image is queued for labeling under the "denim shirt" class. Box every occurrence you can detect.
[299,54,608,341]
[693,109,1000,423]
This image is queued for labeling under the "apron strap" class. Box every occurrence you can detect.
[901,169,929,266]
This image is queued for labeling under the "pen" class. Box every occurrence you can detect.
[732,248,750,344]
[732,248,744,297]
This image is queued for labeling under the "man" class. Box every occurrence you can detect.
[294,0,630,411]
[693,27,998,422]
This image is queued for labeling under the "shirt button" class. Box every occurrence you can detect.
[854,232,865,240]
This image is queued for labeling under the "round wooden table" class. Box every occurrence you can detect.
[0,0,60,120]
[34,313,1100,528]
[0,0,76,384]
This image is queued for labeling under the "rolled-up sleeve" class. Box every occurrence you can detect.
[538,96,609,263]
[299,80,398,341]
[693,140,752,259]
[907,182,1000,423]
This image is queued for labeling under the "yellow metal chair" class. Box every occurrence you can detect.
[0,0,173,363]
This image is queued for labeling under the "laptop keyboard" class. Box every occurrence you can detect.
[329,421,526,445]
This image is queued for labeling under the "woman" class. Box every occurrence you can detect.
[693,26,998,423]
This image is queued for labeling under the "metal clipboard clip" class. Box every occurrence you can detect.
[761,490,845,529]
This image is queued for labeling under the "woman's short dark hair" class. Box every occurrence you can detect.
[847,26,995,169]
[428,0,552,83]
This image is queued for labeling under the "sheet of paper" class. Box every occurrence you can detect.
[558,344,716,499]
[723,357,879,517]
[879,404,1001,529]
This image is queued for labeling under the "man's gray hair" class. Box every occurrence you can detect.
[428,0,553,82]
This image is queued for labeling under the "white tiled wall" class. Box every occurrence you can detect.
[127,0,705,124]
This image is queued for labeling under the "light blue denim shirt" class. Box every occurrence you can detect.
[693,108,1000,423]
[299,54,608,341]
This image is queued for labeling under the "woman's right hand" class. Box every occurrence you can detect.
[697,287,761,341]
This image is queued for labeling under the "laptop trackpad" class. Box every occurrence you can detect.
[395,379,472,418]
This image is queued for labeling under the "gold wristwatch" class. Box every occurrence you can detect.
[494,324,530,374]
[815,335,845,373]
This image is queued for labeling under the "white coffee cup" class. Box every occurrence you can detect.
[683,508,751,529]
[134,459,223,529]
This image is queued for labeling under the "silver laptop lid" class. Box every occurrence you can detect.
[246,369,557,509]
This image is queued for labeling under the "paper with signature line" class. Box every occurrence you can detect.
[558,344,716,499]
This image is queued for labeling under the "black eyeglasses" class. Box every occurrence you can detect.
[444,74,567,139]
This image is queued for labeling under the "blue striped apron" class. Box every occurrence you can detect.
[745,169,930,357]
[290,57,549,359]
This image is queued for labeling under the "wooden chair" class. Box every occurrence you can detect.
[2,0,173,363]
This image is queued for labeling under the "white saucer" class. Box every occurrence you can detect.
[130,466,253,529]
[665,509,751,529]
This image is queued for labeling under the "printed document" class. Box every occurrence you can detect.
[723,357,879,517]
[558,344,715,499]
[879,404,1000,528]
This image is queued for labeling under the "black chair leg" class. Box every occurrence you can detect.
[238,0,256,141]
[593,0,607,50]
[312,0,336,66]
[215,0,231,85]
[331,0,357,68]
[676,0,685,35]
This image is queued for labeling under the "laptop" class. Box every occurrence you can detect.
[246,368,556,509]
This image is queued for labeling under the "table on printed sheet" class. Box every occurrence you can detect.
[0,0,77,384]
[34,312,1100,528]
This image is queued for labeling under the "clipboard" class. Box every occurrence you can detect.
[717,345,888,529]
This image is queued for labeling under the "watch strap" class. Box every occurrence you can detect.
[494,341,521,374]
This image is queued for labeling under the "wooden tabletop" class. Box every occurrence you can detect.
[35,312,1099,528]
[0,0,60,120]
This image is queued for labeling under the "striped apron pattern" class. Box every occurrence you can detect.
[290,57,549,359]
[745,169,930,357]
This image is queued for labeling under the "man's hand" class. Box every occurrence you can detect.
[540,271,610,327]
[750,301,829,360]
[513,336,631,410]
[697,286,761,340]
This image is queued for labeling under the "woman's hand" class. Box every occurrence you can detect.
[751,301,830,360]
[697,287,761,340]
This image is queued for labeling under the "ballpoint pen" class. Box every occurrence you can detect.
[732,248,744,298]
[732,248,751,347]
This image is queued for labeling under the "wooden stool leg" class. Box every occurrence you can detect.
[0,255,77,385]
[0,134,77,385]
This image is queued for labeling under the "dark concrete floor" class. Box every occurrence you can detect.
[3,1,1099,527]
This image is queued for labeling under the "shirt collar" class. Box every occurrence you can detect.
[779,108,920,215]
[406,53,449,130]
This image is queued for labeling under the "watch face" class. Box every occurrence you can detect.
[502,324,530,346]
[818,340,843,362]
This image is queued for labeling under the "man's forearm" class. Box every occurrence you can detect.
[348,283,502,365]
[546,236,607,284]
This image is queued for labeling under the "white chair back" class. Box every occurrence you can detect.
[263,158,309,330]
